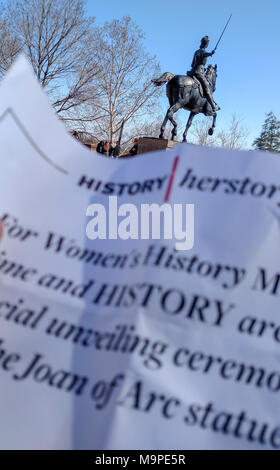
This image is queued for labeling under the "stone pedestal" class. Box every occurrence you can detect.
[138,137,179,155]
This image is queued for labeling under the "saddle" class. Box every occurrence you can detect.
[187,71,204,97]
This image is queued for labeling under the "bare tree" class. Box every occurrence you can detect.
[3,0,100,119]
[0,13,21,77]
[189,117,218,146]
[216,114,249,150]
[1,7,163,138]
[116,109,165,153]
[89,16,162,142]
[190,114,249,150]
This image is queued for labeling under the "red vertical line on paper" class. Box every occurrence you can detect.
[164,156,180,202]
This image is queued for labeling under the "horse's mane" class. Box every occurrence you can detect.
[205,64,217,90]
[206,64,217,77]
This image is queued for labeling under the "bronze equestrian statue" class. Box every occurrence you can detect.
[152,16,232,142]
[152,36,219,142]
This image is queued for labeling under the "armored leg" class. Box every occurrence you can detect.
[195,73,220,112]
[205,91,219,112]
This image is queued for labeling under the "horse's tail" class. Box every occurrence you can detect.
[151,72,175,87]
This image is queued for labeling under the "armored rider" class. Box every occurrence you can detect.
[190,36,220,112]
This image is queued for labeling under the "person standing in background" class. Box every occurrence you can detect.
[109,142,115,157]
[113,141,121,157]
[102,141,109,155]
[129,138,138,156]
[96,140,104,153]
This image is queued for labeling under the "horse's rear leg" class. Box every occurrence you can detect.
[159,111,169,139]
[168,101,182,140]
[183,112,195,142]
[160,101,183,140]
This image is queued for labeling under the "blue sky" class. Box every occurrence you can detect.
[87,0,280,145]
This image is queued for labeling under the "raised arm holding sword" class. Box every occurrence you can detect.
[189,14,232,113]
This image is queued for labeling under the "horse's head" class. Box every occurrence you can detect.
[206,64,217,92]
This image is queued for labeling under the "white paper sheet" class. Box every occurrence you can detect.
[1,56,280,450]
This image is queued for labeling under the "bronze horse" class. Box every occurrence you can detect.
[152,64,218,142]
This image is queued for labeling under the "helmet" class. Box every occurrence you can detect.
[200,36,210,48]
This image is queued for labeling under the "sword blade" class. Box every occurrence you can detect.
[214,13,232,51]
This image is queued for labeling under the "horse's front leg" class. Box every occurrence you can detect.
[208,112,217,136]
[183,112,195,142]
